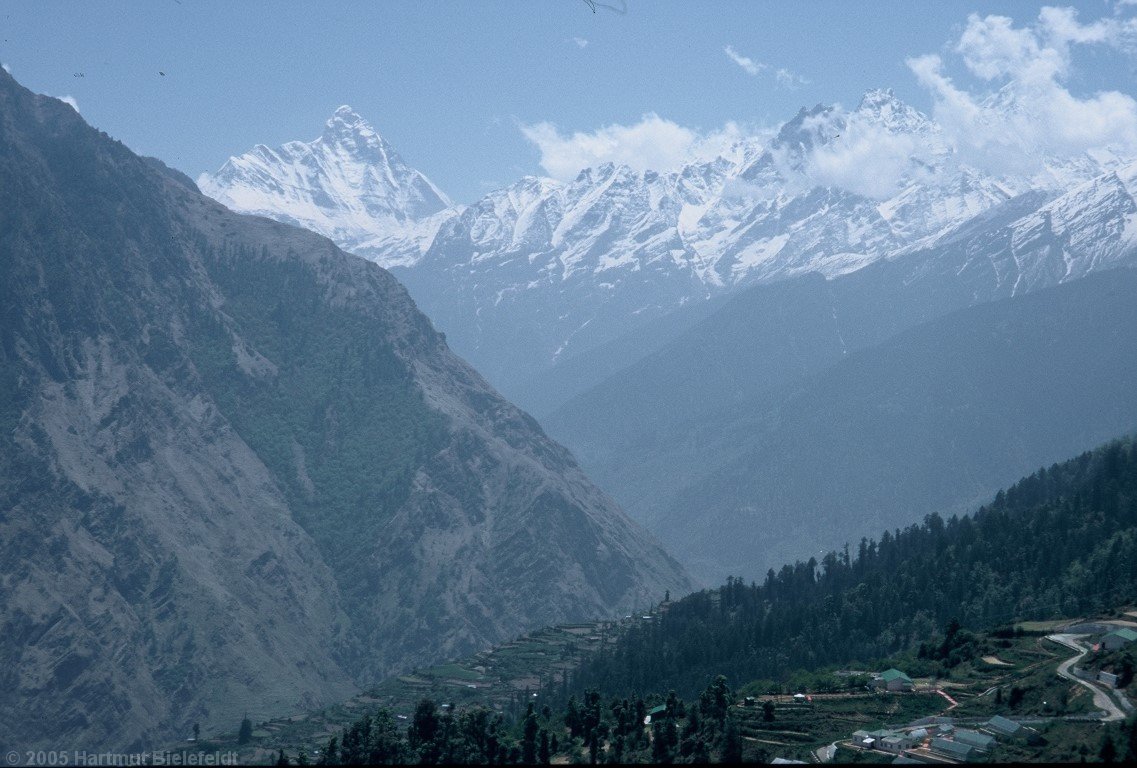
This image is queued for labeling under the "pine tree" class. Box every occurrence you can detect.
[238,715,253,745]
[611,733,624,764]
[522,705,539,764]
[651,721,670,764]
[538,729,551,764]
[409,698,440,762]
[1119,657,1135,688]
[566,695,582,739]
[692,738,710,764]
[1125,715,1137,764]
[721,716,743,764]
[369,709,408,765]
[275,749,289,767]
[1101,732,1117,763]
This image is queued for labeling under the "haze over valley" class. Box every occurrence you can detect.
[3,2,1137,763]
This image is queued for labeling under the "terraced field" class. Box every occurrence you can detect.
[184,617,637,762]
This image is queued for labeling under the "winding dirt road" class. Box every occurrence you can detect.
[1047,633,1125,722]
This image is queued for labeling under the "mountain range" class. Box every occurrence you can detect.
[199,90,1137,586]
[548,268,1137,583]
[544,148,1137,581]
[0,70,691,752]
[200,90,1133,406]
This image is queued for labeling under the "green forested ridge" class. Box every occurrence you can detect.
[565,436,1137,698]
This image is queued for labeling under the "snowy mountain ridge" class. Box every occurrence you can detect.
[199,91,1136,394]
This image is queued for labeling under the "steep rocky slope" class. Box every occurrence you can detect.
[0,70,690,753]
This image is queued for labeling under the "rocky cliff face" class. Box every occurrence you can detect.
[0,70,691,753]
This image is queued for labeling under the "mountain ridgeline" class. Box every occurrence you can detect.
[0,70,691,753]
[201,93,1137,409]
[546,266,1137,584]
[565,437,1137,700]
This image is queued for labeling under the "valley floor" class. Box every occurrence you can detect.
[176,609,1137,764]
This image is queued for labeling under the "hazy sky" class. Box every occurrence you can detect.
[4,1,1137,202]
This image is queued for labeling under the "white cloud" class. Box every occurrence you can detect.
[520,114,746,180]
[55,95,80,113]
[732,106,938,201]
[808,125,926,200]
[907,7,1137,176]
[1,63,9,73]
[724,45,808,90]
[775,67,810,90]
[572,37,589,48]
[724,45,764,76]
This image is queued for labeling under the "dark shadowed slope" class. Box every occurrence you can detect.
[0,70,691,753]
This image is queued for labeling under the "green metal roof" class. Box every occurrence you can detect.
[986,715,1022,734]
[931,738,973,759]
[955,729,995,748]
[880,668,912,682]
[1106,627,1137,642]
[647,704,667,716]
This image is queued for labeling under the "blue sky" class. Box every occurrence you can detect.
[4,1,1137,202]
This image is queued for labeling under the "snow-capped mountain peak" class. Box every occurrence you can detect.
[328,103,369,130]
[857,88,920,124]
[317,106,411,172]
[198,106,455,267]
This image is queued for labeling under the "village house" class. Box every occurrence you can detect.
[643,704,667,725]
[984,714,1023,738]
[879,733,918,754]
[1099,670,1120,688]
[873,668,915,692]
[954,728,996,752]
[850,728,919,754]
[930,737,975,762]
[1102,627,1137,651]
